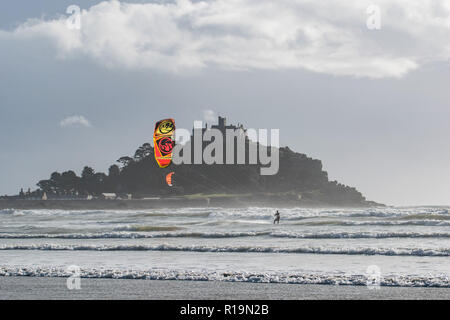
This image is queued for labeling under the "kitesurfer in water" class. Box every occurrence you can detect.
[274,210,280,224]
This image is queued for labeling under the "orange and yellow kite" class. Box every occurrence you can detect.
[153,119,175,168]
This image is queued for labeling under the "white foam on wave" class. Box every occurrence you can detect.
[1,230,450,240]
[0,208,214,217]
[271,231,450,239]
[1,243,449,257]
[0,231,271,239]
[294,220,450,226]
[0,209,18,215]
[210,206,450,220]
[2,207,449,225]
[0,266,448,288]
[0,208,117,216]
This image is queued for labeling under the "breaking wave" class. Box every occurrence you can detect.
[1,243,449,257]
[270,231,450,239]
[1,231,450,239]
[2,206,447,218]
[0,208,212,218]
[0,267,448,288]
[113,225,184,232]
[293,220,450,226]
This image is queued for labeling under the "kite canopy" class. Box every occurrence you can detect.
[153,118,175,168]
[166,172,175,186]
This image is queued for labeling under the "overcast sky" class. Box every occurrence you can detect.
[1,0,450,206]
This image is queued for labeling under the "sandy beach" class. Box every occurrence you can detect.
[1,277,450,300]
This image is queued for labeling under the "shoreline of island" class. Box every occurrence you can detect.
[0,196,383,210]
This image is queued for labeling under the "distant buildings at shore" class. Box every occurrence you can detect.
[0,189,132,201]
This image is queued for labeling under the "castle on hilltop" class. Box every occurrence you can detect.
[188,116,253,165]
[191,116,247,140]
[209,116,246,134]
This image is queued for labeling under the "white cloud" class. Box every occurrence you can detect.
[60,115,92,128]
[203,110,216,123]
[5,0,450,78]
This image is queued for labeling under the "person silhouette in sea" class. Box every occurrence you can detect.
[274,210,280,224]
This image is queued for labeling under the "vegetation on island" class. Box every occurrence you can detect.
[22,141,377,206]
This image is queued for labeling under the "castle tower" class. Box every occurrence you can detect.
[218,116,226,131]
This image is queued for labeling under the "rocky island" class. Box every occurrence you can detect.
[0,117,381,209]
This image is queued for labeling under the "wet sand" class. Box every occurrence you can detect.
[1,277,449,300]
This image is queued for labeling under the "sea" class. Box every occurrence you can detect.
[0,206,449,287]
